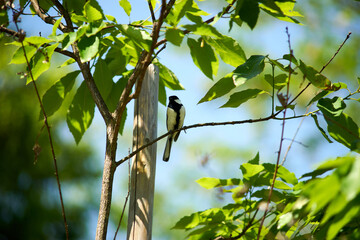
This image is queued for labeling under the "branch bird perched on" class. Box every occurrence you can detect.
[163,95,186,162]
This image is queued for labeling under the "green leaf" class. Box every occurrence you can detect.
[119,0,131,16]
[264,74,288,90]
[237,0,260,29]
[77,35,100,62]
[93,59,113,100]
[156,61,184,90]
[104,47,129,76]
[317,97,360,149]
[326,202,360,240]
[61,32,77,50]
[67,81,95,144]
[248,152,260,164]
[278,212,293,229]
[10,45,37,64]
[277,165,298,185]
[198,73,235,104]
[232,55,265,85]
[299,60,333,90]
[51,16,63,36]
[220,89,266,108]
[173,212,201,229]
[187,37,218,80]
[117,24,152,52]
[240,163,264,180]
[310,113,333,143]
[165,28,185,46]
[183,23,222,38]
[26,43,58,84]
[41,71,80,118]
[196,177,241,189]
[84,0,105,22]
[158,78,167,106]
[64,0,86,15]
[166,0,193,26]
[59,58,76,68]
[24,36,53,46]
[260,1,302,24]
[342,157,360,201]
[307,90,330,106]
[106,14,117,23]
[203,35,246,67]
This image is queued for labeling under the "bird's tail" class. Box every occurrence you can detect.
[163,136,173,162]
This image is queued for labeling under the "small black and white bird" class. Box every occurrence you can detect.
[163,95,186,162]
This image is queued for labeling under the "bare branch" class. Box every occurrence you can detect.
[50,0,74,31]
[29,0,68,32]
[12,13,69,239]
[288,32,352,106]
[147,0,156,22]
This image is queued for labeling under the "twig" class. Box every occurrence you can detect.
[113,154,131,240]
[280,105,310,166]
[213,209,259,240]
[147,0,156,22]
[287,32,352,106]
[12,10,69,240]
[29,0,68,32]
[257,27,293,239]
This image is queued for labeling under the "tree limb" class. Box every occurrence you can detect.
[29,0,69,32]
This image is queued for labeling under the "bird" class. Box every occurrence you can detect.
[163,95,185,162]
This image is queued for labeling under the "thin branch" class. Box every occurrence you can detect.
[113,156,131,240]
[50,0,74,31]
[29,0,68,32]
[287,32,352,106]
[147,0,156,22]
[12,14,69,240]
[280,105,310,166]
[257,27,293,239]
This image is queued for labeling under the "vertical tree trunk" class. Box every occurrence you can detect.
[127,64,159,240]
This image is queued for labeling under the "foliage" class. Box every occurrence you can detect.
[174,154,360,239]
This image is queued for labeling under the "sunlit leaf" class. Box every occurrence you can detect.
[196,177,241,189]
[84,0,105,22]
[10,45,37,64]
[156,61,184,90]
[117,24,152,52]
[26,43,58,83]
[119,0,131,16]
[78,35,100,62]
[240,163,264,180]
[204,35,246,67]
